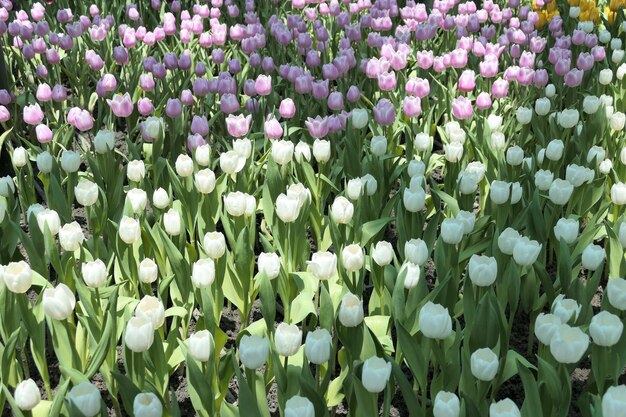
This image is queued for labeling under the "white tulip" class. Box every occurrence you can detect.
[274,323,302,357]
[42,283,76,320]
[419,301,453,340]
[590,311,623,347]
[258,252,281,279]
[191,258,215,288]
[187,330,215,362]
[239,334,269,369]
[124,316,154,352]
[338,293,364,327]
[534,313,562,345]
[361,356,392,393]
[304,328,332,364]
[81,259,108,288]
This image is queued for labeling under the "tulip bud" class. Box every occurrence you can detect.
[36,209,61,236]
[414,133,432,152]
[126,188,148,214]
[239,334,269,369]
[330,196,354,224]
[371,136,387,156]
[80,259,108,288]
[433,391,460,417]
[534,170,554,191]
[440,218,464,244]
[548,179,574,205]
[138,258,158,284]
[490,181,510,205]
[338,293,364,327]
[60,150,81,173]
[304,328,332,364]
[125,316,154,352]
[187,330,215,362]
[312,139,331,162]
[119,216,141,244]
[295,142,312,163]
[67,382,101,417]
[163,209,181,236]
[361,356,392,393]
[14,379,41,411]
[274,323,302,357]
[418,301,453,339]
[549,324,589,364]
[602,385,626,417]
[534,97,550,116]
[545,139,564,161]
[59,221,85,252]
[152,188,170,210]
[12,146,28,168]
[403,185,425,212]
[489,399,521,417]
[590,311,623,347]
[372,241,394,266]
[516,107,532,124]
[135,296,165,329]
[36,151,53,174]
[192,258,215,288]
[553,218,579,244]
[611,183,626,205]
[346,178,363,200]
[175,154,194,177]
[127,160,146,182]
[275,193,302,223]
[203,231,226,259]
[195,169,216,194]
[43,283,76,320]
[444,141,464,162]
[498,228,521,255]
[3,261,32,293]
[534,313,562,345]
[468,255,497,287]
[581,244,605,271]
[75,180,99,207]
[272,140,294,165]
[283,396,315,417]
[258,252,281,279]
[470,348,499,381]
[94,130,115,153]
[512,237,541,267]
[404,238,428,265]
[133,393,163,417]
[505,146,523,166]
[599,159,613,175]
[619,223,626,249]
[351,109,369,129]
[342,244,364,272]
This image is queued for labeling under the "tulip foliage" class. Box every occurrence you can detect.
[2,0,626,416]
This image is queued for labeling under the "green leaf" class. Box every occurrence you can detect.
[359,217,393,247]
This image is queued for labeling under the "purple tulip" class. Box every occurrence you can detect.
[346,86,360,102]
[305,116,330,138]
[73,109,94,132]
[139,74,155,92]
[51,85,67,102]
[137,98,154,116]
[377,71,397,92]
[492,79,509,99]
[187,134,206,151]
[181,90,194,106]
[327,92,344,111]
[564,69,583,88]
[373,99,396,126]
[166,99,183,117]
[191,115,210,137]
[220,94,240,114]
[312,80,329,100]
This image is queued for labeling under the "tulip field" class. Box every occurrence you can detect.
[3,0,626,415]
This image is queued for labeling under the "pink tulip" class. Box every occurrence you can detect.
[73,109,94,131]
[36,83,52,102]
[279,99,296,119]
[23,103,44,125]
[255,75,272,96]
[451,96,473,120]
[137,98,154,116]
[0,105,11,123]
[225,114,252,137]
[107,93,134,118]
[264,115,283,139]
[476,92,492,110]
[458,70,475,92]
[403,96,422,118]
[35,124,53,143]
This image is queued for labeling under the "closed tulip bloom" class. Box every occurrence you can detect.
[351,109,368,129]
[194,169,216,194]
[515,107,532,125]
[372,241,394,266]
[607,278,626,310]
[610,112,626,131]
[265,116,283,140]
[611,183,626,205]
[43,283,76,320]
[552,294,582,324]
[295,142,311,163]
[414,133,432,152]
[582,244,605,271]
[119,216,141,244]
[279,99,296,119]
[192,258,215,288]
[489,180,511,205]
[620,223,626,249]
[135,296,165,329]
[553,218,579,244]
[548,179,574,205]
[346,178,363,200]
[224,192,250,217]
[433,391,460,417]
[190,115,209,137]
[549,324,589,364]
[419,302,452,339]
[498,228,521,255]
[195,144,211,167]
[587,146,606,165]
[342,244,364,272]
[12,147,28,168]
[305,328,332,364]
[307,251,337,280]
[75,180,99,207]
[470,348,499,381]
[127,160,146,182]
[490,132,506,150]
[373,98,396,125]
[274,323,302,357]
[220,150,245,175]
[285,396,315,417]
[125,316,154,352]
[403,183,426,212]
[133,393,162,417]
[566,164,594,186]
[175,154,194,178]
[312,139,331,162]
[441,218,464,245]
[3,261,32,293]
[534,97,550,115]
[361,356,392,393]
[505,146,524,166]
[14,379,41,411]
[272,140,294,165]
[59,222,85,252]
[36,151,53,173]
[152,188,169,210]
[258,252,281,279]
[590,311,623,347]
[512,237,541,266]
[68,382,101,417]
[534,313,562,345]
[187,330,215,362]
[338,293,364,327]
[456,211,475,235]
[81,259,108,288]
[489,399,521,417]
[331,196,354,224]
[139,258,158,284]
[60,150,81,173]
[203,231,226,259]
[370,136,387,156]
[602,385,626,417]
[126,188,148,213]
[468,255,497,286]
[239,334,269,369]
[444,142,464,163]
[36,209,61,235]
[399,262,420,289]
[534,170,554,191]
[404,238,428,266]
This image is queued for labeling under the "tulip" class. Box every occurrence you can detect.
[294,142,311,163]
[419,302,452,340]
[444,142,464,163]
[192,258,215,288]
[67,382,101,417]
[312,139,331,162]
[361,356,392,393]
[468,255,497,287]
[498,228,521,255]
[14,379,41,411]
[403,186,425,212]
[549,324,589,364]
[305,328,332,364]
[127,160,146,182]
[23,103,44,125]
[505,146,524,166]
[338,293,364,327]
[274,323,302,357]
[451,96,473,120]
[433,391,460,417]
[373,98,395,125]
[60,150,81,173]
[441,218,464,245]
[36,209,61,236]
[187,330,215,363]
[135,296,165,329]
[239,335,269,369]
[285,396,315,417]
[119,216,141,244]
[370,136,387,156]
[43,283,76,320]
[307,251,337,280]
[81,259,108,289]
[342,244,364,272]
[36,151,53,173]
[258,252,281,279]
[331,196,354,224]
[203,232,226,259]
[581,244,605,271]
[175,154,194,178]
[125,316,154,352]
[3,261,32,293]
[372,241,394,266]
[553,218,579,244]
[272,140,294,165]
[470,348,499,381]
[133,393,163,417]
[279,99,296,118]
[59,222,85,252]
[607,278,626,310]
[489,399,521,417]
[590,311,623,347]
[414,133,431,152]
[139,258,158,284]
[233,139,252,160]
[548,179,574,205]
[107,93,133,117]
[535,313,562,345]
[515,107,532,124]
[611,183,626,205]
[512,237,541,267]
[602,385,626,417]
[126,188,148,213]
[225,114,252,138]
[12,147,27,168]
